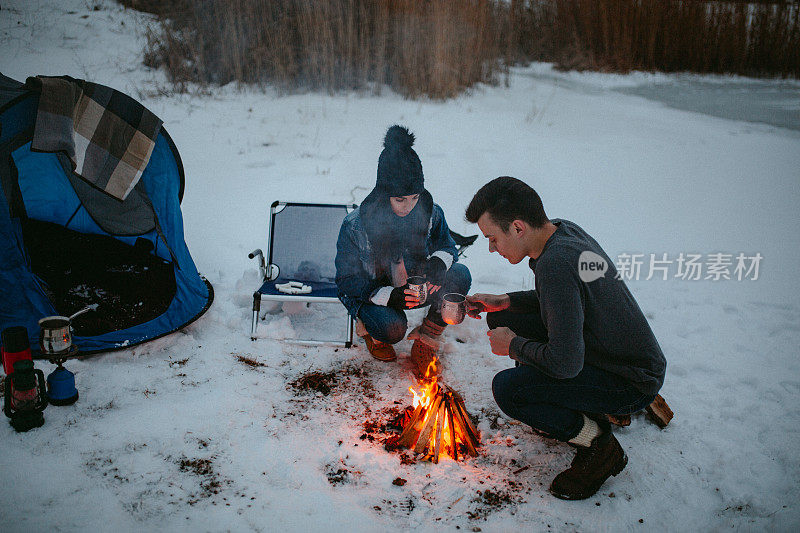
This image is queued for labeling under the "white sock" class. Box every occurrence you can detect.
[568,415,601,448]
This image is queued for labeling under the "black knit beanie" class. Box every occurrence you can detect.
[376,125,424,196]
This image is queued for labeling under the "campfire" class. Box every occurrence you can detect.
[392,358,480,463]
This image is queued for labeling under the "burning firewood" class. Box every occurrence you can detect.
[395,357,481,463]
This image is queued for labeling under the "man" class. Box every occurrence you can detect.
[464,176,666,500]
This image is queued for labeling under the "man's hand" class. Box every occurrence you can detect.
[487,327,515,356]
[466,293,511,318]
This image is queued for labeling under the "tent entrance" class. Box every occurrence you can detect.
[21,218,177,336]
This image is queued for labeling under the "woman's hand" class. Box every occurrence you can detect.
[465,293,511,318]
[387,285,421,309]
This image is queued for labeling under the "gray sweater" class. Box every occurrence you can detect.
[508,219,666,396]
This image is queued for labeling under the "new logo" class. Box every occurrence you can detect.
[578,251,608,282]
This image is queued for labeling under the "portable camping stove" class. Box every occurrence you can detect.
[42,345,79,405]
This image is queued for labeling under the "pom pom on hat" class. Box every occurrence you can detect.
[383,125,415,150]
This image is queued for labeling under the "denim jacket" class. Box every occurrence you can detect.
[335,203,458,317]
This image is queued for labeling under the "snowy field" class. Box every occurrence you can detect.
[2,1,800,531]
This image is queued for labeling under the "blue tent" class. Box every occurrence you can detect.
[0,73,213,355]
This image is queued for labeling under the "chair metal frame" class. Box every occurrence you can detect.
[249,201,357,347]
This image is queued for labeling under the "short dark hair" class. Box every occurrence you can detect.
[465,176,548,231]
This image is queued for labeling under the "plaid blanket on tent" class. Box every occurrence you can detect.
[25,76,162,201]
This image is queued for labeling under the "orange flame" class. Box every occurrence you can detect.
[406,356,468,461]
[409,357,439,408]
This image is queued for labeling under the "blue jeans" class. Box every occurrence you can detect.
[488,309,655,442]
[358,262,471,344]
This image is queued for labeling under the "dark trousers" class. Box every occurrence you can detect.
[488,309,655,442]
[358,262,471,344]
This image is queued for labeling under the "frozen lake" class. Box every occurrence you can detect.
[617,79,800,132]
[524,67,800,132]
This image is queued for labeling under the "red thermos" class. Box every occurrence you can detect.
[2,326,32,375]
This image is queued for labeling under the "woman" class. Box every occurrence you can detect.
[335,125,471,375]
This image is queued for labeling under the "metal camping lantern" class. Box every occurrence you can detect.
[3,359,48,432]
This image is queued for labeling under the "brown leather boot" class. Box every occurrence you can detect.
[549,429,628,500]
[606,414,631,427]
[410,339,437,378]
[362,334,396,362]
[409,317,444,378]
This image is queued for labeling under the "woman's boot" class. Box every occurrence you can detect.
[409,317,444,378]
[357,319,396,362]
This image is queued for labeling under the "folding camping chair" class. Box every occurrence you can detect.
[248,201,477,346]
[249,201,357,346]
[451,231,478,257]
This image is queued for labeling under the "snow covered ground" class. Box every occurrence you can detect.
[2,1,799,531]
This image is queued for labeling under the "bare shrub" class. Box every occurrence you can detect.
[135,0,800,98]
[540,0,800,77]
[140,0,509,98]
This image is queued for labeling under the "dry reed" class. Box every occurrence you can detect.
[126,0,800,98]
